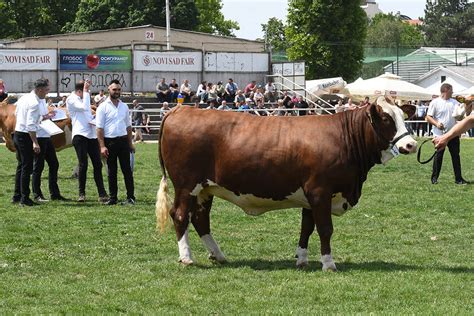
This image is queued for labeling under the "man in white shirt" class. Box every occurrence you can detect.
[94,89,106,106]
[32,85,67,202]
[67,80,108,203]
[96,79,135,205]
[426,83,467,185]
[12,78,48,206]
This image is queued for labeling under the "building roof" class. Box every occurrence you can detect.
[1,24,265,53]
[415,66,474,85]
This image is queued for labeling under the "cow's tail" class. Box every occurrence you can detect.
[156,111,172,232]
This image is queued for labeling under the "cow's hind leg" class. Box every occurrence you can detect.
[191,196,227,263]
[296,208,314,268]
[171,189,196,265]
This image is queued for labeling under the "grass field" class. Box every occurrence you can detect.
[0,140,473,314]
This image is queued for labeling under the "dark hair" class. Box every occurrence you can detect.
[34,78,49,89]
[109,79,121,85]
[75,82,85,91]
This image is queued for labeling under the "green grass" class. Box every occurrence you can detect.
[0,140,473,314]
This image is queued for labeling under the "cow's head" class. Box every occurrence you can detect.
[375,96,417,163]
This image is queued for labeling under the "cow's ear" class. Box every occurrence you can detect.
[367,103,381,122]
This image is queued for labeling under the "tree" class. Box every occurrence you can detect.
[2,0,80,38]
[423,0,473,47]
[286,0,367,81]
[366,13,424,48]
[63,0,199,33]
[195,0,239,37]
[0,0,20,39]
[261,17,288,53]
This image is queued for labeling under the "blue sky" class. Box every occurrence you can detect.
[220,0,461,40]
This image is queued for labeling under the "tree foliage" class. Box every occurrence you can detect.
[366,13,424,48]
[195,0,239,37]
[261,17,288,53]
[423,0,474,47]
[62,0,198,33]
[286,0,367,81]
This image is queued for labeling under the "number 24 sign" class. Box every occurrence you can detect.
[145,31,154,40]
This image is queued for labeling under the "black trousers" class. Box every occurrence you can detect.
[72,135,107,197]
[432,136,463,182]
[32,137,60,199]
[13,132,34,203]
[105,136,134,201]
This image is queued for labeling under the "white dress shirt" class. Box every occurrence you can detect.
[427,97,460,137]
[15,91,42,133]
[67,91,96,139]
[37,99,51,138]
[95,97,131,138]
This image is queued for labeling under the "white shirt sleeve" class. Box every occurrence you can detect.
[26,102,40,132]
[95,104,106,129]
[67,92,90,112]
[125,106,131,128]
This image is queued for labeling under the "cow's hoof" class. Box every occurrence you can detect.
[179,258,194,266]
[296,261,308,269]
[321,254,337,272]
[209,254,227,264]
[322,264,337,272]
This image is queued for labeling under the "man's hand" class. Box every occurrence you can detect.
[100,146,109,159]
[84,79,91,91]
[437,122,445,130]
[129,143,135,153]
[33,142,40,154]
[433,135,448,151]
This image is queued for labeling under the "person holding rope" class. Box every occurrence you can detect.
[433,110,474,151]
[425,83,469,185]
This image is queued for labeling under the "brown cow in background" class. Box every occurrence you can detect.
[0,97,73,152]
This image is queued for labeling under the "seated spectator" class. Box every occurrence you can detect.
[234,90,246,104]
[254,99,269,116]
[0,79,8,102]
[94,89,107,106]
[47,98,54,107]
[290,93,299,105]
[335,99,346,113]
[197,81,208,103]
[217,100,231,111]
[264,80,277,102]
[253,88,265,105]
[156,78,170,102]
[280,91,292,108]
[225,78,238,103]
[216,81,225,99]
[206,99,218,110]
[244,80,257,97]
[160,101,170,119]
[345,98,357,110]
[295,95,309,116]
[57,96,67,107]
[180,79,193,102]
[274,99,287,116]
[207,82,218,103]
[169,78,179,103]
[238,100,251,112]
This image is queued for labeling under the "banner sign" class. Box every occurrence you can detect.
[0,50,56,70]
[134,51,202,71]
[60,50,131,71]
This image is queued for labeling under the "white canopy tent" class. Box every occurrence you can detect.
[306,77,347,98]
[346,73,434,101]
[454,85,474,100]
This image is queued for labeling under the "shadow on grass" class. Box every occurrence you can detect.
[193,259,473,274]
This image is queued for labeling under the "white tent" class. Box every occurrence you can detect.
[346,73,434,101]
[426,77,458,95]
[306,77,347,97]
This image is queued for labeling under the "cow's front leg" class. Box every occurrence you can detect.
[308,190,336,272]
[296,208,314,268]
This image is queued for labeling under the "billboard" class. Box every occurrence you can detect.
[134,51,202,71]
[0,50,57,70]
[60,50,131,71]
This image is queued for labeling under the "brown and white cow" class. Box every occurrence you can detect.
[155,96,417,271]
[0,98,73,152]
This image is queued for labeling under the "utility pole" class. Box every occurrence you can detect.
[166,0,171,50]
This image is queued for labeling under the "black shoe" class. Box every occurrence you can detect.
[20,199,36,207]
[455,179,469,185]
[34,196,49,203]
[98,195,110,203]
[431,178,438,184]
[51,195,69,201]
[121,198,135,206]
[104,199,117,205]
[11,196,21,204]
